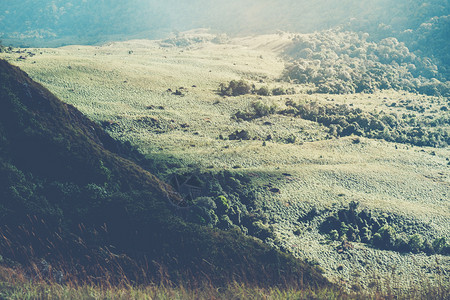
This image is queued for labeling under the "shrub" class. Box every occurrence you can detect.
[408,234,423,253]
[256,86,270,96]
[219,80,252,96]
[233,101,277,121]
[272,87,287,95]
[251,101,276,117]
[432,238,448,254]
[215,195,230,213]
[228,130,251,140]
[374,225,397,249]
[251,220,274,240]
[191,197,218,227]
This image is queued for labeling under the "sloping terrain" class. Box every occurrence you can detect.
[1,32,449,292]
[0,58,330,288]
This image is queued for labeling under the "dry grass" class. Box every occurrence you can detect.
[0,263,447,299]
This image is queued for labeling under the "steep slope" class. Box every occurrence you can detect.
[0,59,329,288]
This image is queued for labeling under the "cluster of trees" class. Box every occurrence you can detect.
[400,15,450,80]
[320,202,450,255]
[159,33,216,48]
[172,170,276,242]
[219,79,292,97]
[283,30,450,97]
[281,100,449,147]
[228,97,448,147]
[190,195,274,240]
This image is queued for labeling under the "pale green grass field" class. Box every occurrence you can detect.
[2,32,448,291]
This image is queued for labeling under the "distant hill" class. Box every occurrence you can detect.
[2,1,449,82]
[1,1,448,45]
[0,59,329,287]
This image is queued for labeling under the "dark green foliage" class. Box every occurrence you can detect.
[256,86,270,96]
[374,225,397,249]
[219,79,252,96]
[252,220,275,240]
[408,234,423,254]
[190,197,218,227]
[215,195,230,213]
[234,101,277,121]
[400,15,450,80]
[272,87,287,96]
[433,238,450,255]
[280,99,449,147]
[283,30,450,96]
[320,202,450,255]
[285,134,297,144]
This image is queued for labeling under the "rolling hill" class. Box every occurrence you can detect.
[2,32,447,296]
[0,58,330,289]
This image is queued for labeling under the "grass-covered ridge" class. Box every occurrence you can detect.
[0,58,331,289]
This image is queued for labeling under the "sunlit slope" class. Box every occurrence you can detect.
[1,34,449,287]
[5,35,447,217]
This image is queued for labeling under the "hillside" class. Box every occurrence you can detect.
[0,58,330,289]
[2,32,448,296]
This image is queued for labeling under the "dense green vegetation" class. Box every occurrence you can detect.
[283,30,450,96]
[320,201,450,255]
[0,59,330,289]
[230,96,449,147]
[280,99,449,147]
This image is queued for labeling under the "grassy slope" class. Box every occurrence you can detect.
[1,32,448,291]
[0,58,331,289]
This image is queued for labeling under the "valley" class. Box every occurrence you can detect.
[2,30,448,293]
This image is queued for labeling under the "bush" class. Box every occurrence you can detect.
[408,234,423,253]
[272,87,287,95]
[234,101,277,121]
[251,101,276,117]
[191,197,218,227]
[228,130,251,140]
[251,220,274,240]
[215,195,230,213]
[256,86,270,96]
[219,80,252,96]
